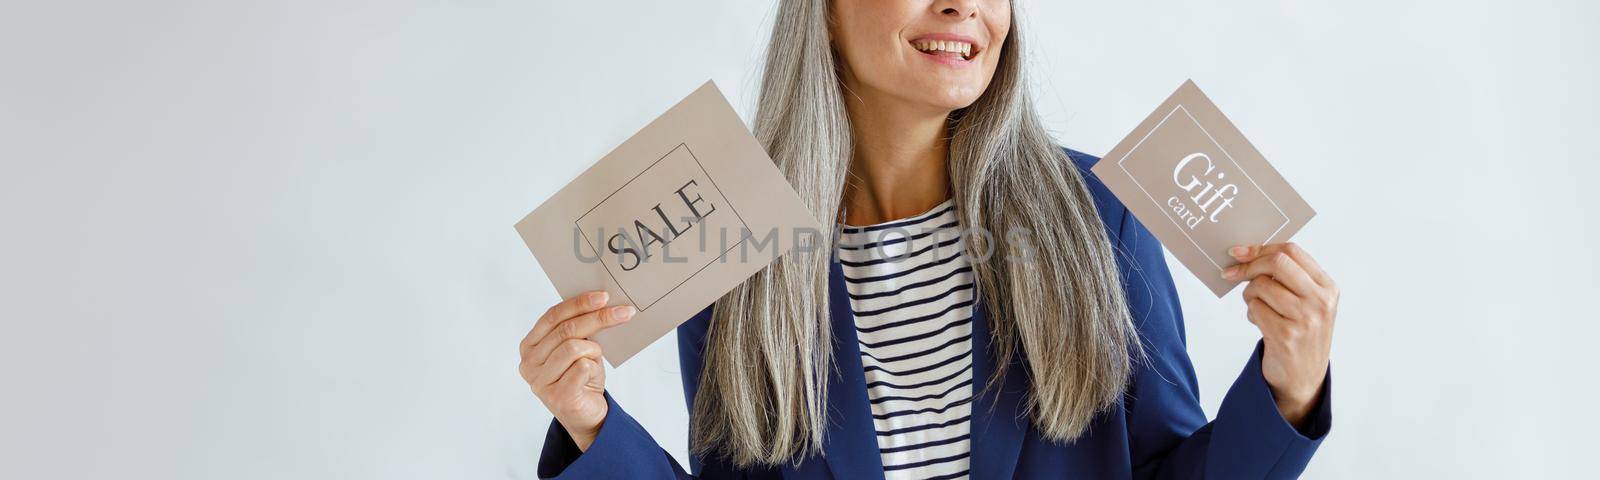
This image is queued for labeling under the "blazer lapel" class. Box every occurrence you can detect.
[816,260,887,479]
[967,295,1030,479]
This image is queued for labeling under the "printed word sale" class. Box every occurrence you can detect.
[1166,152,1238,229]
[605,180,718,271]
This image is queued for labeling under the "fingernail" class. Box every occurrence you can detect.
[610,306,635,321]
[1229,246,1250,258]
[586,292,608,308]
[1221,266,1238,280]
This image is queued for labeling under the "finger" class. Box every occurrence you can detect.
[536,339,603,386]
[589,357,607,390]
[1242,276,1299,320]
[1223,247,1319,297]
[519,357,540,390]
[528,305,635,365]
[524,291,609,350]
[1257,242,1333,288]
[1232,243,1334,288]
[1246,297,1289,331]
[555,358,605,396]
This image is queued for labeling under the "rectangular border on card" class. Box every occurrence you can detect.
[1115,105,1290,271]
[574,143,751,312]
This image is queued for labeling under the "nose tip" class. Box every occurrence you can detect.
[934,0,979,19]
[939,4,977,19]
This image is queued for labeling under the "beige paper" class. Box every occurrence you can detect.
[515,81,821,365]
[1093,80,1316,297]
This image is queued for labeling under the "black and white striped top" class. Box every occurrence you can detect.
[838,199,973,480]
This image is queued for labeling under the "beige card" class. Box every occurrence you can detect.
[1093,80,1315,297]
[515,81,821,365]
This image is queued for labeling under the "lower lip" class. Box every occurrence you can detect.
[914,48,975,68]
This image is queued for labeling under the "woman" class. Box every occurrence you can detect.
[520,0,1339,478]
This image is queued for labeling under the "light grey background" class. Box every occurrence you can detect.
[2,1,1595,478]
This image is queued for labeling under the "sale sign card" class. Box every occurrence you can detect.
[515,81,821,365]
[1093,80,1316,297]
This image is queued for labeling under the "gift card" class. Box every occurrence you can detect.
[1093,80,1316,297]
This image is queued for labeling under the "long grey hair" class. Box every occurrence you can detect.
[691,0,1139,467]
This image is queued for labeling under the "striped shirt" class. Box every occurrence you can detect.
[838,199,973,480]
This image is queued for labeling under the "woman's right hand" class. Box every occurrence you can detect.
[519,291,635,451]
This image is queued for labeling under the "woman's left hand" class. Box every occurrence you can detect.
[1222,242,1339,428]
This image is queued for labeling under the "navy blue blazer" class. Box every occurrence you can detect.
[537,149,1332,479]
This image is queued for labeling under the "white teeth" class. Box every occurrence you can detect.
[914,39,974,58]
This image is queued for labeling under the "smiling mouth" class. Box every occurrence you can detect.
[912,39,976,61]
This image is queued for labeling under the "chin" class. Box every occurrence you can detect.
[869,74,993,113]
[926,83,988,111]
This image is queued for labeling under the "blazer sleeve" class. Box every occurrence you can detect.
[1114,204,1333,479]
[535,306,753,479]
